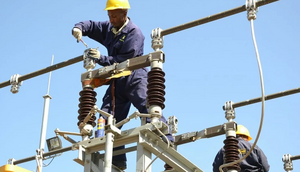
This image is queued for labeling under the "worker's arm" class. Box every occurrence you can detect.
[212,148,224,172]
[74,20,145,66]
[74,20,109,45]
[257,147,270,172]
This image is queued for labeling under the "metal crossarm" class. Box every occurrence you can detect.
[77,121,168,154]
[81,51,164,81]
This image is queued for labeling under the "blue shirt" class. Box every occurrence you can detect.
[74,18,145,66]
[213,138,270,172]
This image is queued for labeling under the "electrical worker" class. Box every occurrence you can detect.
[212,125,270,172]
[72,0,174,170]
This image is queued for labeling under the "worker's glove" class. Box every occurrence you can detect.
[87,48,101,61]
[72,27,82,43]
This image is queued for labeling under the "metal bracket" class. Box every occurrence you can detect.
[224,101,235,121]
[151,28,164,51]
[246,0,258,20]
[168,116,178,135]
[83,48,97,71]
[149,50,165,63]
[10,74,22,94]
[105,124,121,136]
[7,158,16,165]
[283,154,293,171]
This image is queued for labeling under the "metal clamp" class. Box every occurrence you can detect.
[149,51,165,63]
[224,101,236,121]
[168,116,178,135]
[7,158,16,165]
[151,28,164,51]
[283,154,293,171]
[246,0,258,20]
[10,74,23,94]
[83,48,98,71]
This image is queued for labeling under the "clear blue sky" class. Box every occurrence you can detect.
[0,0,299,172]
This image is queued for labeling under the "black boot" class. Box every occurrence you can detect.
[164,163,173,171]
[161,134,174,171]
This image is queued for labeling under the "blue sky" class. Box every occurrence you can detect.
[0,0,299,172]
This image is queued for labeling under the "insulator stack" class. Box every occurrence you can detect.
[223,136,241,172]
[77,87,97,127]
[147,67,166,109]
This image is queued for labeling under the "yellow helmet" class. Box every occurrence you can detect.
[236,125,252,141]
[104,0,130,10]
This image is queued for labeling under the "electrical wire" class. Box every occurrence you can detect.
[144,123,170,172]
[219,18,266,172]
[43,157,55,167]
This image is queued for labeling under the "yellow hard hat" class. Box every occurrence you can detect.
[236,125,252,141]
[104,0,130,10]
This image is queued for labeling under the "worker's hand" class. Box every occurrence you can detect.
[87,48,101,60]
[72,27,82,43]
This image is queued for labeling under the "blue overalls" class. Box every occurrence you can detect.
[212,137,270,172]
[75,18,174,163]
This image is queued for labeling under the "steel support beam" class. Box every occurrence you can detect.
[78,122,168,154]
[139,129,203,172]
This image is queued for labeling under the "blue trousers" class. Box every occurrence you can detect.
[100,68,174,162]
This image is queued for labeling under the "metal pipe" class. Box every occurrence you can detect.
[13,146,73,165]
[62,134,77,144]
[0,55,83,88]
[222,87,300,110]
[291,155,300,161]
[37,56,54,172]
[161,0,278,37]
[104,115,114,172]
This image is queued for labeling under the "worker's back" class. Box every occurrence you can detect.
[213,125,270,172]
[237,138,270,172]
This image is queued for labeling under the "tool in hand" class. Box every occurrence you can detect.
[80,39,88,48]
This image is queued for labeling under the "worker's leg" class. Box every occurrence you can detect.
[100,83,131,170]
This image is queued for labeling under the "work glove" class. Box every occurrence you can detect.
[87,48,101,61]
[72,27,82,43]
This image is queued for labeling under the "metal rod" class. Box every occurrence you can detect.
[104,115,114,172]
[222,87,300,110]
[0,55,83,88]
[63,134,77,144]
[37,56,54,172]
[56,130,82,136]
[13,146,73,165]
[291,155,300,161]
[161,0,278,36]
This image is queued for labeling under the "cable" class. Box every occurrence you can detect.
[219,12,266,172]
[43,153,62,167]
[43,157,55,167]
[143,123,170,172]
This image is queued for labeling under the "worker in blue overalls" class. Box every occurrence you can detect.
[72,0,174,170]
[212,125,270,172]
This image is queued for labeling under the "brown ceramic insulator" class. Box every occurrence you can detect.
[223,136,241,172]
[77,87,97,127]
[147,67,166,109]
